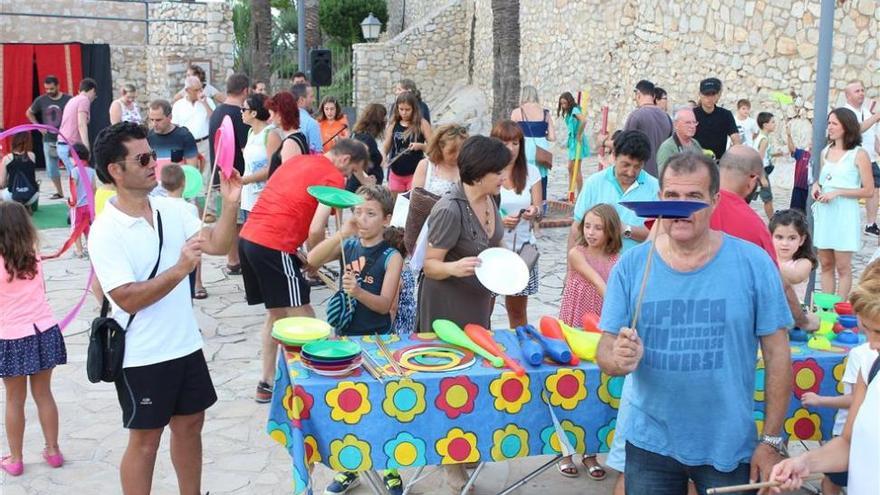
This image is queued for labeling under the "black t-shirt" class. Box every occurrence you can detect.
[29,94,72,142]
[347,132,384,192]
[147,126,198,164]
[693,105,738,160]
[208,104,250,177]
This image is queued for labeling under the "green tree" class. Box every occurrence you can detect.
[319,0,388,45]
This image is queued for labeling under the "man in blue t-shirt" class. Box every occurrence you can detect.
[596,152,793,494]
[569,130,660,252]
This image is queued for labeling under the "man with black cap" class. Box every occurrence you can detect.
[694,77,741,160]
[624,80,672,177]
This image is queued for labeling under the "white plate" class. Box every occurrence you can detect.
[475,247,529,296]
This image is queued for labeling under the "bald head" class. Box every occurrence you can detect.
[844,80,865,107]
[719,145,763,198]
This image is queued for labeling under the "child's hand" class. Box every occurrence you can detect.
[521,205,539,220]
[767,457,811,493]
[341,270,360,296]
[800,392,823,408]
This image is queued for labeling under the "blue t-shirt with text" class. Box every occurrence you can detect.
[600,234,792,470]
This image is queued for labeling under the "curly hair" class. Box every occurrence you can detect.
[266,92,300,131]
[353,103,387,137]
[0,202,39,282]
[93,122,148,185]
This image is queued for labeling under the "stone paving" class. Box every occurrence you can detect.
[3,152,876,495]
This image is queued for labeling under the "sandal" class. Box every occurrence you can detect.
[225,264,242,275]
[556,458,579,478]
[582,455,607,481]
[43,448,64,468]
[50,193,64,200]
[194,288,208,300]
[1,455,24,476]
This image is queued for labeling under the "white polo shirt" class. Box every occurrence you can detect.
[844,103,878,162]
[88,196,203,368]
[172,98,210,141]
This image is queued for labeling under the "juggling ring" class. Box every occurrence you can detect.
[398,350,464,372]
[393,345,476,373]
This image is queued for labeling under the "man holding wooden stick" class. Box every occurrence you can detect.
[596,152,793,494]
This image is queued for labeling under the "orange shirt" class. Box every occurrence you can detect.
[318,116,349,150]
[240,154,344,253]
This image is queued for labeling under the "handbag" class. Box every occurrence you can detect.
[404,187,441,255]
[512,227,539,272]
[520,106,553,169]
[86,211,164,384]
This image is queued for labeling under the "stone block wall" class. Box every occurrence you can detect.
[362,0,880,142]
[353,0,471,111]
[1,0,234,111]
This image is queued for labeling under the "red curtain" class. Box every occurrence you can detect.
[2,44,35,132]
[35,44,82,97]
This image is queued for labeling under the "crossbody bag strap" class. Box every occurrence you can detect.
[121,210,164,329]
[869,355,880,385]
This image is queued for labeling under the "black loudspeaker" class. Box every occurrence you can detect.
[310,49,332,87]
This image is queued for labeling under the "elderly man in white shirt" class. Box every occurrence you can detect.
[172,76,213,169]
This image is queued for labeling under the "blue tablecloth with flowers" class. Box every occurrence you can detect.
[268,330,857,494]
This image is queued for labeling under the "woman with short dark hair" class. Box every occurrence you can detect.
[812,107,875,297]
[0,133,39,208]
[418,136,510,330]
[241,93,280,220]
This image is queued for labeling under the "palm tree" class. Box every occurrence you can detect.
[250,0,273,87]
[304,0,321,50]
[491,0,520,122]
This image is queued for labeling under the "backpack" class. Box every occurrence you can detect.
[9,167,38,203]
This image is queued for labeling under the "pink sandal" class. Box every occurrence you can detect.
[42,449,64,468]
[1,455,24,476]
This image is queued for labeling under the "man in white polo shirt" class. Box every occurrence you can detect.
[88,122,241,494]
[843,80,880,236]
[172,75,213,165]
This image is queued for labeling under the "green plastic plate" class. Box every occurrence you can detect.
[272,317,332,344]
[307,185,364,209]
[301,340,362,359]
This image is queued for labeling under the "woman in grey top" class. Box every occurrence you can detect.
[418,136,509,331]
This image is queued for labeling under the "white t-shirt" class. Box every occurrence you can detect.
[241,125,274,211]
[832,343,879,435]
[844,103,878,162]
[735,116,759,148]
[849,352,879,494]
[88,196,203,368]
[500,163,542,250]
[172,98,211,141]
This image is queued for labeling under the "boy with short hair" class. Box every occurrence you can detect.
[69,143,97,258]
[306,184,404,495]
[754,111,781,219]
[735,99,759,148]
[785,121,811,213]
[161,164,208,299]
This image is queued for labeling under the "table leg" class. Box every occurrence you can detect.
[496,455,563,495]
[362,470,388,495]
[460,463,484,495]
[401,466,427,495]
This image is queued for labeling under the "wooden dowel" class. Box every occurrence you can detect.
[706,474,823,494]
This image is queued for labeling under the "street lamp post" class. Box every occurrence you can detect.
[361,12,382,42]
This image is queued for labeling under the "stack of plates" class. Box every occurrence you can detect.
[301,341,363,377]
[272,317,332,350]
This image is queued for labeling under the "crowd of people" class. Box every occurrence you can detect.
[1,67,879,495]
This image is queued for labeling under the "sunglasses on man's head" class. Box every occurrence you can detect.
[119,151,157,168]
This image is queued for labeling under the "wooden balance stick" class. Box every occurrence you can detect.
[706,474,823,494]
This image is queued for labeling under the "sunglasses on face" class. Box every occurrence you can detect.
[120,151,157,168]
[241,107,252,113]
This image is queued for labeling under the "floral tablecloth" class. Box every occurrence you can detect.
[268,330,854,494]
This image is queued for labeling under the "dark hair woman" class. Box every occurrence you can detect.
[347,103,388,192]
[316,96,349,151]
[0,133,39,208]
[240,93,281,216]
[419,136,510,331]
[382,92,432,193]
[491,120,542,329]
[811,107,875,298]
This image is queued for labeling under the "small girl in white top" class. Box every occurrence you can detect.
[770,209,816,305]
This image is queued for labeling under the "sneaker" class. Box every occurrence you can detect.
[866,223,880,236]
[384,471,403,495]
[324,471,360,494]
[255,381,273,403]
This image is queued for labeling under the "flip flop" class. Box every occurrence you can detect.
[225,264,242,275]
[50,193,64,200]
[556,458,579,478]
[582,456,607,481]
[194,288,208,300]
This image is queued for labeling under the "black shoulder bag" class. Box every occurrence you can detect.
[87,211,164,383]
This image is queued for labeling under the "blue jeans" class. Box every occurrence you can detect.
[625,442,751,495]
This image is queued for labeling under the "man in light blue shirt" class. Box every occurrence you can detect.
[568,130,659,252]
[596,152,793,494]
[291,83,323,153]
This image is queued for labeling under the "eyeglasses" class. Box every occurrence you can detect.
[119,151,157,168]
[241,107,252,113]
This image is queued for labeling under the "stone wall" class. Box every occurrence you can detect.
[353,0,471,112]
[364,0,880,143]
[1,0,234,111]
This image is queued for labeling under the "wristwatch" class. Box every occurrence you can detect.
[623,224,633,239]
[760,434,788,457]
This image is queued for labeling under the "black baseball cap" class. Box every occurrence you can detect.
[700,78,722,94]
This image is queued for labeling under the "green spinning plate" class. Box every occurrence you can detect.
[307,186,364,209]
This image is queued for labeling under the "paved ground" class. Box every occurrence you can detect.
[3,151,877,495]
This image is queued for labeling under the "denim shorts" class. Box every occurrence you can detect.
[624,442,750,495]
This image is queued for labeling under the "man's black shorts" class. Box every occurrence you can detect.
[239,238,311,309]
[115,350,216,429]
